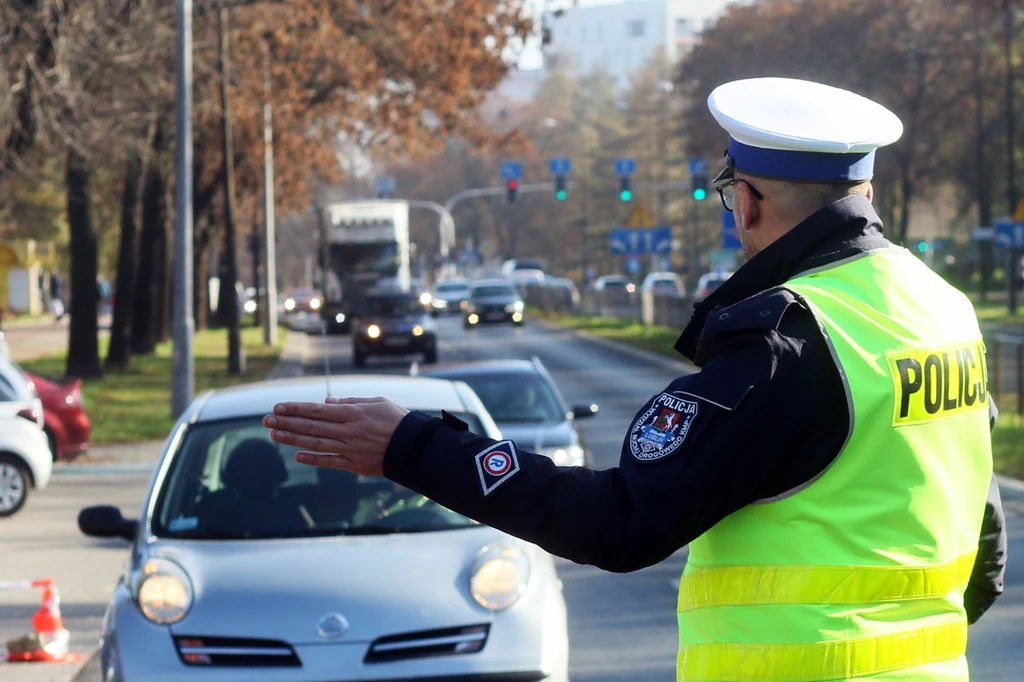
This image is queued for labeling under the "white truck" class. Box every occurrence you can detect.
[318,200,410,334]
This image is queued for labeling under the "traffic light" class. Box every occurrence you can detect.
[691,171,708,201]
[554,175,568,202]
[917,241,928,253]
[506,178,519,204]
[619,175,633,202]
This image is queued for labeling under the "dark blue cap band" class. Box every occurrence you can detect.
[728,138,875,182]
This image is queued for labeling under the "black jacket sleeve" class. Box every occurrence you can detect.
[964,397,1008,624]
[383,301,848,573]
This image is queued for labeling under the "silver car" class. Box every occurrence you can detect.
[78,376,569,682]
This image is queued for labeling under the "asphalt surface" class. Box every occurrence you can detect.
[2,315,1020,681]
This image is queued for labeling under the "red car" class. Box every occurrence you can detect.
[23,372,90,461]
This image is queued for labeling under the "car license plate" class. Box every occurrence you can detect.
[384,336,409,347]
[487,312,504,321]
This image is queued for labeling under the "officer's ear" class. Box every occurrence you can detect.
[866,182,874,202]
[736,180,761,230]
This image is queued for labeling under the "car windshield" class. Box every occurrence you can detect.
[514,260,543,270]
[703,277,728,292]
[361,295,422,317]
[602,280,627,289]
[652,279,678,289]
[435,283,469,294]
[472,285,516,299]
[152,413,484,540]
[440,372,564,424]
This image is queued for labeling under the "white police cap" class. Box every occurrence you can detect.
[708,78,903,182]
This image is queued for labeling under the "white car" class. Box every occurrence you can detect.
[79,376,569,682]
[693,271,734,301]
[641,272,686,297]
[0,355,51,516]
[431,278,473,315]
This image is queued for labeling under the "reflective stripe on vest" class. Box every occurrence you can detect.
[678,551,976,613]
[677,619,967,682]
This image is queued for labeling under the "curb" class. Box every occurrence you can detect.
[534,319,697,375]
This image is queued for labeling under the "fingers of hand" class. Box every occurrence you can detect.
[271,401,357,422]
[295,452,352,470]
[269,429,346,455]
[262,414,352,441]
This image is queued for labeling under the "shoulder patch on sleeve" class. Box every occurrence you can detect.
[475,441,521,496]
[629,393,700,462]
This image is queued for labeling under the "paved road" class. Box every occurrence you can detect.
[2,316,1020,681]
[1,315,111,363]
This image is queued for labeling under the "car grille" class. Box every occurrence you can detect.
[173,635,301,667]
[363,624,490,664]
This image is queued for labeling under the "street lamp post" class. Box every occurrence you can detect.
[171,0,194,418]
[262,38,278,346]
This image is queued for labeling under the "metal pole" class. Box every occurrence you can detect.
[218,5,242,374]
[1006,0,1019,315]
[171,0,194,418]
[262,40,278,346]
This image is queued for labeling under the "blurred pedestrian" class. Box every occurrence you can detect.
[265,78,1005,681]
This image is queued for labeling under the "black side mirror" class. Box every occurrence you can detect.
[78,505,137,542]
[571,403,599,419]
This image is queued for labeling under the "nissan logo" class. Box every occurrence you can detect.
[317,613,349,639]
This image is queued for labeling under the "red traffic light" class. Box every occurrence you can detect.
[507,179,519,190]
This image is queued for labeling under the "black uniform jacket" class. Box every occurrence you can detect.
[383,195,1007,624]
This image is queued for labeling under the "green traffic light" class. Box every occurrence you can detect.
[620,189,633,202]
[917,241,928,253]
[693,188,707,201]
[556,190,567,201]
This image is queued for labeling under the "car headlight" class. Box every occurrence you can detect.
[335,313,346,324]
[460,300,469,310]
[309,297,322,310]
[512,312,524,323]
[469,543,531,611]
[243,300,257,313]
[467,314,479,325]
[412,325,424,337]
[284,298,296,311]
[538,445,585,467]
[133,558,193,625]
[366,324,381,339]
[419,292,433,305]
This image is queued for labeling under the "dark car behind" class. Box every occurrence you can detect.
[352,291,438,367]
[464,281,525,328]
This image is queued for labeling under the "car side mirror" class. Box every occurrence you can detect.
[78,505,137,542]
[571,403,599,419]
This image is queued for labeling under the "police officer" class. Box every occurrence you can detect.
[264,78,1006,681]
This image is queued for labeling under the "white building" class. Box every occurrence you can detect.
[541,0,733,85]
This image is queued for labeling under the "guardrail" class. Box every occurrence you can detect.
[989,334,1024,417]
[525,285,696,329]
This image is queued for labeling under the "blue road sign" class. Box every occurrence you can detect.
[722,211,742,250]
[995,219,1024,249]
[609,227,673,255]
[500,162,523,180]
[627,256,641,274]
[689,158,708,175]
[549,158,572,175]
[614,158,636,176]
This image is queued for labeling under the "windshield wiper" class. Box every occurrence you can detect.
[343,524,468,535]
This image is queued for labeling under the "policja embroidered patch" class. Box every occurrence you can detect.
[629,393,699,462]
[474,441,521,496]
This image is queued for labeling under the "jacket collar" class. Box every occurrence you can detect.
[675,195,889,361]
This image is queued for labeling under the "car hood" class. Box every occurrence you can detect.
[361,315,426,332]
[159,526,512,644]
[496,420,576,452]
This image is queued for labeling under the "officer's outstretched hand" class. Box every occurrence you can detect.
[264,397,410,476]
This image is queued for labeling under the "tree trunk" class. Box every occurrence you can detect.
[65,145,102,379]
[106,153,143,368]
[154,189,171,344]
[132,123,168,355]
[193,219,212,331]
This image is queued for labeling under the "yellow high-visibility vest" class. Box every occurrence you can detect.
[677,247,993,682]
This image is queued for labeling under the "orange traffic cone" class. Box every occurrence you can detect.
[4,579,83,664]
